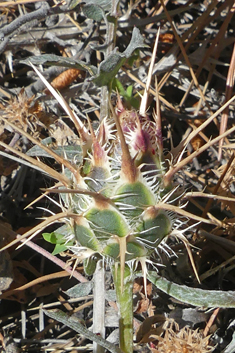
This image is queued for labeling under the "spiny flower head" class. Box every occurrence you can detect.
[115,96,163,172]
[57,98,185,284]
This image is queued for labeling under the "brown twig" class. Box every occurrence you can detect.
[218,42,235,160]
[203,308,220,337]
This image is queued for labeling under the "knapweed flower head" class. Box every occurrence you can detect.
[55,97,190,287]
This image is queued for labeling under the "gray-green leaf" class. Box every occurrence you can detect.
[27,143,83,163]
[21,55,97,76]
[148,272,235,308]
[44,309,123,353]
[65,282,93,298]
[91,27,147,87]
[83,4,105,22]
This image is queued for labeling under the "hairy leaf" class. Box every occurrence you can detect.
[28,143,83,162]
[147,272,235,308]
[83,0,113,12]
[91,27,147,86]
[65,281,93,298]
[21,55,97,75]
[83,4,105,22]
[44,309,123,353]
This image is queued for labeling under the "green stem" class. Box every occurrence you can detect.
[113,264,133,353]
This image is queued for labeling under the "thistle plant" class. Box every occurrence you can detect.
[0,57,226,353]
[31,60,189,353]
[2,2,235,353]
[37,54,181,353]
[0,51,198,352]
